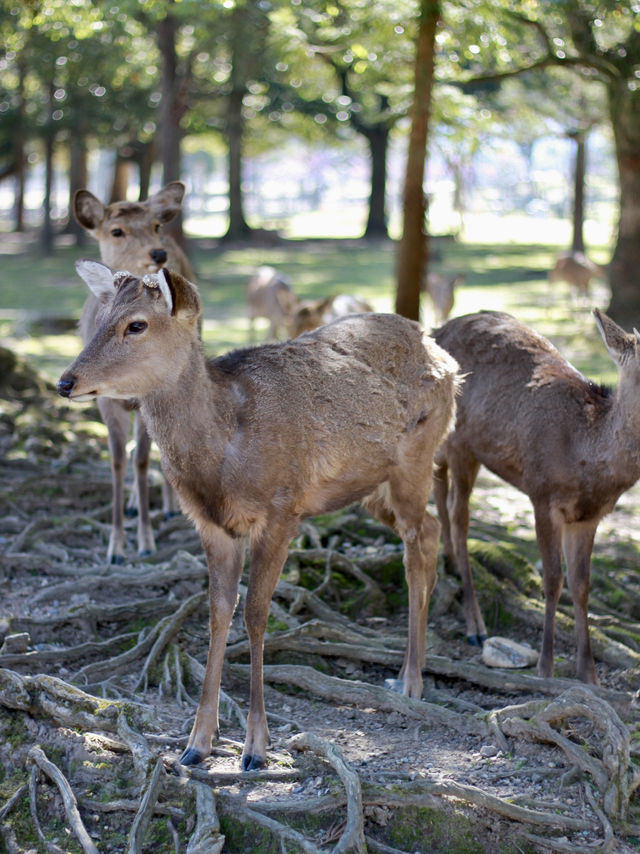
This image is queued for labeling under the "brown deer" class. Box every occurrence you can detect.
[246,266,298,340]
[73,182,195,564]
[58,260,459,770]
[433,309,640,684]
[287,293,374,337]
[548,252,608,301]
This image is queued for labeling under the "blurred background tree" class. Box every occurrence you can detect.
[0,0,636,318]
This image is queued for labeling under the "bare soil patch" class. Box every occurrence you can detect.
[0,352,639,853]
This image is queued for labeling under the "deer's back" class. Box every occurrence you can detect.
[435,311,613,504]
[199,313,459,522]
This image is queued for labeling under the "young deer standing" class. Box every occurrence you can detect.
[548,252,608,302]
[433,309,640,683]
[246,266,298,340]
[73,182,195,564]
[58,260,459,771]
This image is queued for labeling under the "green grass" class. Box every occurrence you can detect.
[0,230,616,387]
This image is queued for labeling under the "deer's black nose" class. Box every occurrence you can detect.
[57,377,76,398]
[150,248,167,264]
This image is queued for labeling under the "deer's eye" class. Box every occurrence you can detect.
[126,321,148,336]
[111,227,125,237]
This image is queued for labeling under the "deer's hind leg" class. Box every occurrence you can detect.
[364,447,440,700]
[444,444,485,645]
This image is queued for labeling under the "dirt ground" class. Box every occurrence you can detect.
[0,350,639,854]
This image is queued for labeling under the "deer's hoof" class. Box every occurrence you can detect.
[466,633,486,647]
[179,747,204,766]
[109,554,125,566]
[241,753,265,772]
[138,549,153,558]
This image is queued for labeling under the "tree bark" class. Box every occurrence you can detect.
[570,132,586,255]
[395,0,440,321]
[156,12,187,246]
[67,134,88,245]
[39,81,56,256]
[13,54,27,233]
[109,155,130,204]
[224,86,252,240]
[606,82,640,325]
[363,125,389,239]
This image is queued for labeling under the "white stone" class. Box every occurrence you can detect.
[481,636,539,669]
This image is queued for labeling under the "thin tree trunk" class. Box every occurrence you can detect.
[157,12,187,245]
[395,0,440,321]
[605,82,640,324]
[138,142,154,202]
[364,126,389,239]
[224,86,251,240]
[109,155,129,204]
[570,132,586,255]
[13,55,27,233]
[40,81,56,256]
[67,134,88,245]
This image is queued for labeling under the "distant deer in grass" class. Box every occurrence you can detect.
[73,182,195,564]
[548,252,608,303]
[246,266,298,340]
[421,272,463,327]
[58,260,459,770]
[287,293,374,337]
[433,309,640,683]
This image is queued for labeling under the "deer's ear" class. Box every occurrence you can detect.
[73,190,105,230]
[75,259,116,303]
[146,182,185,224]
[160,269,201,322]
[593,308,635,366]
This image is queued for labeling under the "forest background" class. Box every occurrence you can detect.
[1,0,639,322]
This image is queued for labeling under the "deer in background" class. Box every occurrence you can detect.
[73,182,195,564]
[433,309,640,683]
[246,266,298,340]
[287,293,374,337]
[548,252,608,302]
[422,272,463,326]
[58,260,459,771]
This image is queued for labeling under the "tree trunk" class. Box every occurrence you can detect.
[40,82,56,256]
[605,83,640,325]
[109,155,130,203]
[157,13,187,245]
[570,132,585,255]
[224,86,252,240]
[364,125,389,239]
[138,142,154,202]
[67,134,88,245]
[395,0,440,321]
[13,54,27,233]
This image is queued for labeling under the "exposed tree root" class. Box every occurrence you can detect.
[234,663,487,736]
[28,745,98,854]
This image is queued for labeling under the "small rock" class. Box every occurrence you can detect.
[480,744,498,758]
[0,632,31,655]
[481,636,539,669]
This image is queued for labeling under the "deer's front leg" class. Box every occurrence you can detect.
[180,525,244,766]
[242,518,299,771]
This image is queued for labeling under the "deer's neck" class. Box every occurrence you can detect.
[597,380,640,486]
[140,343,234,463]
